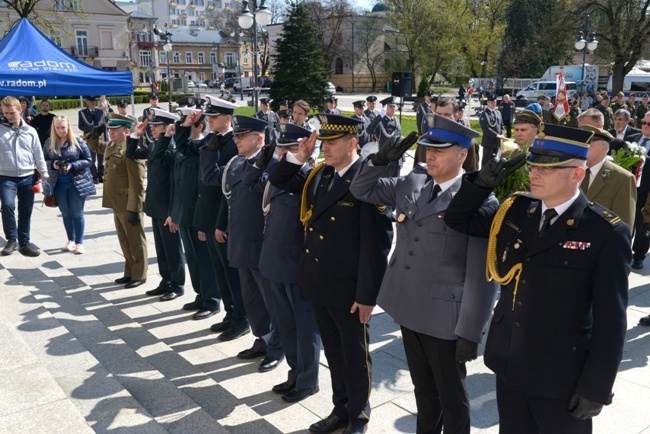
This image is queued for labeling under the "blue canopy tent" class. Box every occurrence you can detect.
[0,18,133,96]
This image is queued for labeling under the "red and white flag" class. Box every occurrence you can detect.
[553,71,569,121]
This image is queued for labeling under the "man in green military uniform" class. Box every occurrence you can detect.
[88,114,148,288]
[597,95,614,130]
[610,91,630,114]
[566,95,582,127]
[636,94,649,128]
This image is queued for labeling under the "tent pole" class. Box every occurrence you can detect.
[131,94,136,118]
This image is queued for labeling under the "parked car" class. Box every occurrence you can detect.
[208,80,222,88]
[196,81,208,88]
[326,82,336,94]
[187,80,196,87]
[224,77,238,88]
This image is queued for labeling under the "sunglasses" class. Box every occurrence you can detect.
[641,122,650,126]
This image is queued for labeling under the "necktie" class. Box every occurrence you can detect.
[538,208,558,238]
[328,173,340,191]
[429,184,441,203]
[641,138,649,151]
[580,168,591,192]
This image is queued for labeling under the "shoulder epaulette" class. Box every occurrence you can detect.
[512,191,534,199]
[587,202,623,226]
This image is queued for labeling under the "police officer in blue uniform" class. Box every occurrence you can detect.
[367,96,402,142]
[364,96,379,122]
[246,122,322,402]
[126,108,185,300]
[444,124,630,434]
[350,115,499,434]
[255,97,279,131]
[323,96,342,115]
[201,115,284,373]
[351,100,372,148]
[269,114,393,434]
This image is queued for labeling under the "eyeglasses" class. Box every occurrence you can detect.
[526,164,580,175]
[641,122,650,126]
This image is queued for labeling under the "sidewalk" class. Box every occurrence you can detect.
[0,99,649,433]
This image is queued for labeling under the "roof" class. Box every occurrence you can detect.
[129,11,157,20]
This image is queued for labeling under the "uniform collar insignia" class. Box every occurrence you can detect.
[601,169,610,179]
[567,218,575,226]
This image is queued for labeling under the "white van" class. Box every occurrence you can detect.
[606,73,650,94]
[516,81,577,100]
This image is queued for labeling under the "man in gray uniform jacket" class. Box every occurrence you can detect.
[350,114,500,434]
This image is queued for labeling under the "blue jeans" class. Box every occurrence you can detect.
[0,175,35,246]
[55,181,86,244]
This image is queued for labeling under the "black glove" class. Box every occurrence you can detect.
[256,141,276,170]
[89,127,101,141]
[368,131,418,166]
[643,222,650,238]
[206,131,234,151]
[455,337,478,363]
[568,393,603,420]
[128,212,141,226]
[474,153,526,189]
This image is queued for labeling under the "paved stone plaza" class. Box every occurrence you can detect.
[0,99,648,433]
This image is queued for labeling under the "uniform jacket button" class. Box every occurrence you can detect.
[414,236,419,241]
[305,249,310,254]
[330,217,336,221]
[405,265,411,270]
[514,322,521,328]
[319,235,324,240]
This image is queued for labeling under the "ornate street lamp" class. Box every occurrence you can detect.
[237,0,271,111]
[575,15,598,94]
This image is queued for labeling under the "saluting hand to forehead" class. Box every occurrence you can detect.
[295,130,318,162]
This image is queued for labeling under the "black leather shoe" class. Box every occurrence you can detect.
[218,324,250,341]
[342,424,368,434]
[125,279,146,289]
[160,291,183,301]
[309,414,349,433]
[2,240,18,256]
[640,315,650,326]
[146,286,169,296]
[19,242,40,257]
[272,380,295,394]
[282,386,319,403]
[237,347,265,360]
[182,300,203,311]
[210,319,232,333]
[115,276,131,284]
[632,258,644,270]
[193,307,219,320]
[259,355,283,372]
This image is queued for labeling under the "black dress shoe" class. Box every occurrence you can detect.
[342,424,368,434]
[237,347,266,360]
[632,258,644,270]
[210,319,232,333]
[309,414,349,433]
[218,324,250,341]
[640,315,650,326]
[19,242,40,257]
[272,380,295,394]
[125,279,146,289]
[193,307,219,320]
[259,355,283,372]
[115,276,132,284]
[182,300,203,311]
[2,239,18,256]
[146,286,169,296]
[282,386,319,403]
[159,291,183,301]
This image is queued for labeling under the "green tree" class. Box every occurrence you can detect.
[270,1,329,110]
[579,0,650,94]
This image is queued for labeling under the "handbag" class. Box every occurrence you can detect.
[43,194,57,207]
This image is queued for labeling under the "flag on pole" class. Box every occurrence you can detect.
[553,70,569,121]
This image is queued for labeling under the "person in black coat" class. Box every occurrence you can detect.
[127,109,186,300]
[444,124,630,434]
[478,94,504,167]
[269,114,393,434]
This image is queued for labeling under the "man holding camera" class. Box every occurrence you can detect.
[78,96,106,184]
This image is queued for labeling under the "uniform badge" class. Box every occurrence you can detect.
[232,116,239,128]
[279,123,287,133]
[397,213,406,223]
[426,113,436,128]
[529,206,537,214]
[318,114,328,125]
[567,219,575,226]
[601,169,610,180]
[513,239,522,250]
[376,204,387,213]
[560,241,591,250]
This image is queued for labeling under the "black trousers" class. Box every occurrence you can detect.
[496,377,592,434]
[633,207,650,261]
[179,226,220,309]
[151,217,185,293]
[90,151,104,180]
[481,146,499,168]
[401,326,469,434]
[205,233,246,325]
[314,304,372,427]
[504,121,512,138]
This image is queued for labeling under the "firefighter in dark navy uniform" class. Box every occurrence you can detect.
[444,124,630,434]
[269,114,393,434]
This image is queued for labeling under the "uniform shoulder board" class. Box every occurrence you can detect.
[587,202,623,226]
[513,191,534,199]
[376,204,388,213]
[414,163,428,173]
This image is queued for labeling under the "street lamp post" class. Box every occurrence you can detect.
[163,38,173,111]
[575,15,598,95]
[237,0,271,112]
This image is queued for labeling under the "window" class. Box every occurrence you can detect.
[198,52,205,63]
[173,51,180,64]
[49,30,62,47]
[186,52,193,63]
[140,50,152,67]
[72,0,83,12]
[225,52,235,67]
[160,52,168,64]
[55,0,65,11]
[75,30,88,57]
[100,30,113,50]
[200,72,205,81]
[210,52,216,64]
[243,52,249,65]
[335,57,343,74]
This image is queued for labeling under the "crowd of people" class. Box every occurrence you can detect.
[0,87,644,433]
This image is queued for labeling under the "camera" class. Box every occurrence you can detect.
[58,159,70,176]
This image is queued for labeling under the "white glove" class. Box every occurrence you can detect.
[379,107,387,117]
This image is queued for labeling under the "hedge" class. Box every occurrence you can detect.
[36,93,196,111]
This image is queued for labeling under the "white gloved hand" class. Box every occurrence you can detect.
[379,108,387,117]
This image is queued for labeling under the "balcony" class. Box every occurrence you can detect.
[138,41,155,48]
[70,46,98,59]
[169,1,177,6]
